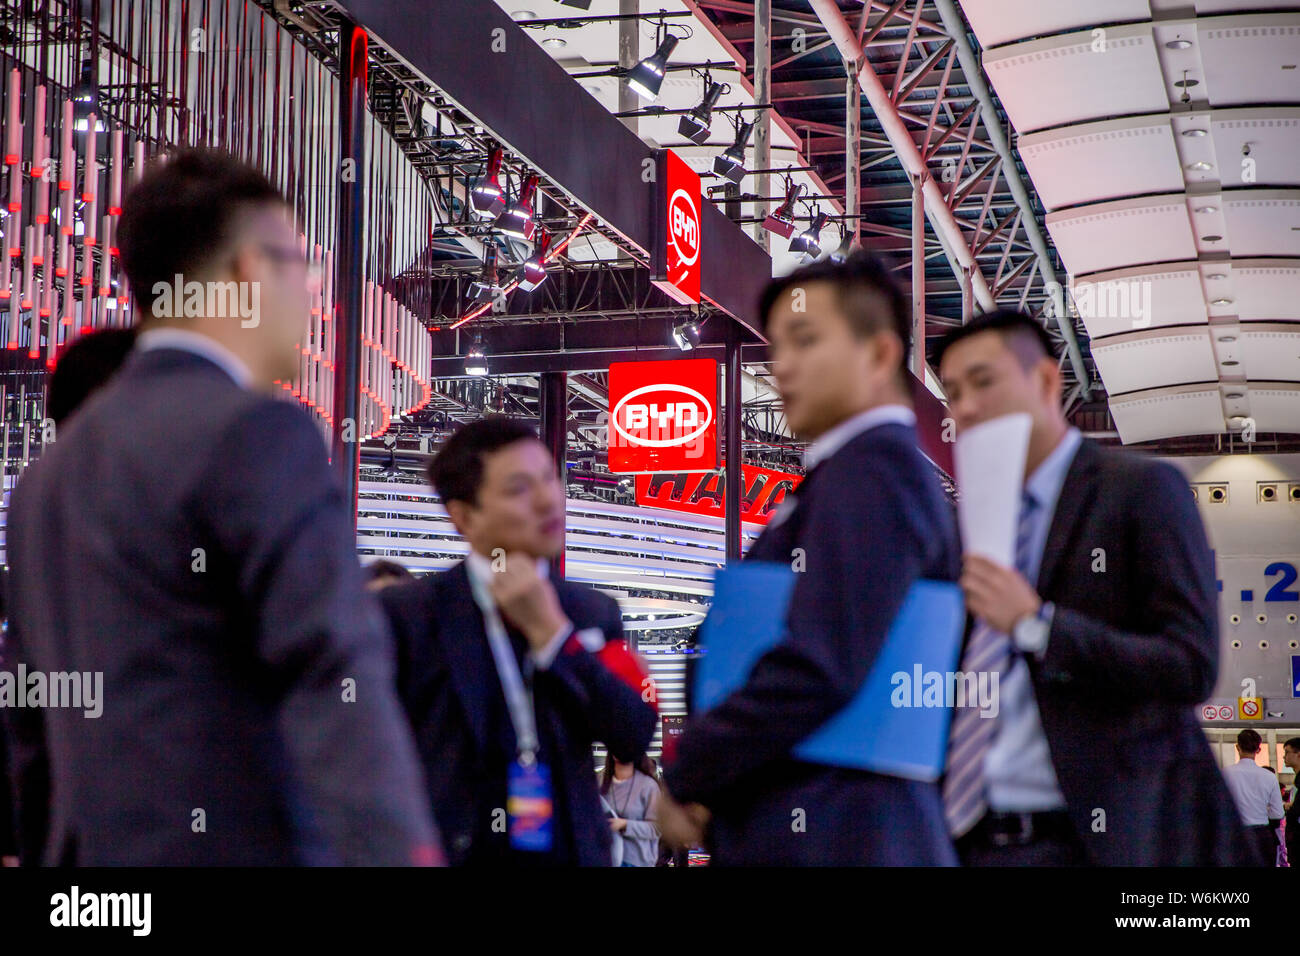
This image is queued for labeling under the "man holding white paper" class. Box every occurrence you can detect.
[659,253,962,865]
[937,310,1251,866]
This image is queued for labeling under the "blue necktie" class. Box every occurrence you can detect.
[942,489,1039,838]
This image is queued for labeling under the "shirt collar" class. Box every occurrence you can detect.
[135,327,255,390]
[803,403,916,471]
[463,550,550,609]
[1024,427,1083,513]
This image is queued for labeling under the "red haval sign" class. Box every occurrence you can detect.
[607,358,718,473]
[635,462,803,526]
[651,149,701,305]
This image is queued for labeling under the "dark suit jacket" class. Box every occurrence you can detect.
[665,421,962,865]
[1025,438,1252,865]
[2,347,439,865]
[381,562,658,867]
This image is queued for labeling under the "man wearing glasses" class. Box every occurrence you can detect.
[2,148,441,866]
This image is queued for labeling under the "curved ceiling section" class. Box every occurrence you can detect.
[959,1,1300,443]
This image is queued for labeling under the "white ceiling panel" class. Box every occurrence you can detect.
[1071,262,1208,337]
[1210,109,1300,189]
[1110,385,1227,442]
[1018,117,1183,211]
[1247,386,1300,433]
[1228,260,1300,320]
[1221,190,1300,258]
[1091,329,1219,392]
[1046,195,1196,275]
[1238,326,1300,381]
[959,0,1152,50]
[982,25,1169,134]
[1199,15,1300,107]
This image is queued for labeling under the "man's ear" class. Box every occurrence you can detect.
[445,498,474,539]
[1035,355,1064,406]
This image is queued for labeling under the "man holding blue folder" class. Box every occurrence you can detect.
[660,253,962,865]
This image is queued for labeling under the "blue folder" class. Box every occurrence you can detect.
[693,563,965,782]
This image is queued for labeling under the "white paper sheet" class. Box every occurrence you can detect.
[953,412,1032,566]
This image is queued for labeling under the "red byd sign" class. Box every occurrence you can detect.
[651,149,701,305]
[635,461,803,526]
[607,358,718,473]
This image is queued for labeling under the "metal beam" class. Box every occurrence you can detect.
[427,343,771,378]
[332,21,368,527]
[931,0,1091,395]
[807,0,996,314]
[340,0,772,336]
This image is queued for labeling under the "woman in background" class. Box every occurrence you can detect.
[600,753,660,867]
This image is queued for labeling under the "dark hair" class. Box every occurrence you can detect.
[363,559,413,587]
[428,417,542,506]
[757,251,911,386]
[934,308,1060,370]
[1238,728,1263,755]
[1285,737,1300,753]
[599,752,658,796]
[117,148,284,318]
[46,327,138,424]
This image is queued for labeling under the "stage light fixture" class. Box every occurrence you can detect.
[468,249,503,305]
[678,78,725,145]
[465,342,489,376]
[495,173,539,241]
[626,33,680,102]
[762,179,804,239]
[713,120,753,184]
[829,227,854,263]
[471,148,506,219]
[790,212,828,260]
[518,231,551,292]
[671,318,700,351]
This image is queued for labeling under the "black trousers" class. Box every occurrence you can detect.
[1245,825,1279,867]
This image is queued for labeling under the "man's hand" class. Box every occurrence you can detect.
[961,554,1041,634]
[609,817,627,833]
[488,551,572,650]
[658,792,709,848]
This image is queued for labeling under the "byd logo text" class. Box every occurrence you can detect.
[611,384,713,447]
[668,189,700,266]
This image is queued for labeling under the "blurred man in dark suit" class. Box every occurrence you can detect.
[381,418,658,866]
[659,253,962,865]
[937,309,1250,866]
[2,148,440,866]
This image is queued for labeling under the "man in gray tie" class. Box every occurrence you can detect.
[937,310,1250,866]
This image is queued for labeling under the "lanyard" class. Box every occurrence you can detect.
[468,571,541,763]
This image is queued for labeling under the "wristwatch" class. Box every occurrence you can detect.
[1012,601,1055,657]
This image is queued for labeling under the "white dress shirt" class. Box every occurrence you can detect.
[135,327,255,390]
[1223,758,1284,826]
[984,427,1083,812]
[463,550,572,670]
[802,403,917,471]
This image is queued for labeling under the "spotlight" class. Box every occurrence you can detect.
[671,318,700,351]
[762,180,804,239]
[713,120,753,184]
[790,212,828,260]
[626,34,680,102]
[829,228,854,263]
[678,78,725,145]
[518,231,550,292]
[468,249,503,305]
[465,342,489,377]
[495,173,538,241]
[471,148,506,219]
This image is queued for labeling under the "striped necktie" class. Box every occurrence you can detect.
[942,488,1039,839]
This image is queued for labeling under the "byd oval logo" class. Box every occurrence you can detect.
[611,383,713,447]
[668,188,700,267]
